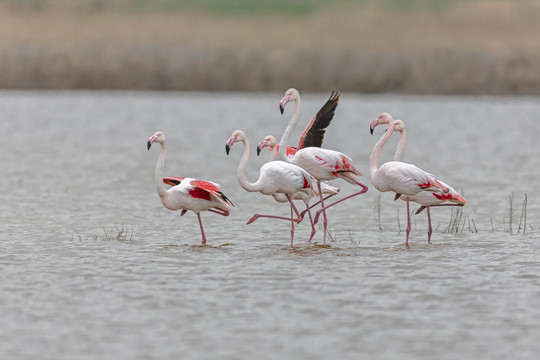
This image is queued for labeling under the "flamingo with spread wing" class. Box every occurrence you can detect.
[148,131,233,245]
[278,88,368,244]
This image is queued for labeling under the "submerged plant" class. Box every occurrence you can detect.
[72,225,134,242]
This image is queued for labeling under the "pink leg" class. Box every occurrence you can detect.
[405,197,411,246]
[313,179,368,225]
[287,195,295,247]
[304,203,316,242]
[246,196,302,225]
[315,182,329,245]
[426,206,432,243]
[196,213,207,245]
[299,193,337,220]
[208,208,230,216]
[247,213,302,225]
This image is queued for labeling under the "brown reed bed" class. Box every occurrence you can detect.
[1,0,540,94]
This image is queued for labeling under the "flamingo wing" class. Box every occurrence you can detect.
[163,176,185,187]
[190,179,234,207]
[380,161,446,195]
[275,144,297,158]
[297,89,340,149]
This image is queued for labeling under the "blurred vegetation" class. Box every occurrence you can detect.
[1,0,539,94]
[0,0,468,14]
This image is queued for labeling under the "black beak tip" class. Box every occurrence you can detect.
[370,127,374,135]
[256,146,261,156]
[280,105,284,114]
[147,141,151,150]
[225,144,230,155]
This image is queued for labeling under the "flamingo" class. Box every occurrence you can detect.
[369,113,448,246]
[256,136,297,159]
[256,134,340,241]
[225,130,317,247]
[388,119,467,243]
[147,131,233,245]
[257,135,340,206]
[258,88,340,160]
[278,88,369,244]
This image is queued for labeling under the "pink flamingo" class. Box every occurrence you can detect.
[256,136,297,159]
[369,113,447,246]
[256,134,340,241]
[389,119,467,243]
[225,130,317,247]
[147,131,233,245]
[278,88,369,244]
[258,88,340,159]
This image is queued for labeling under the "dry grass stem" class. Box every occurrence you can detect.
[72,225,134,242]
[518,193,528,234]
[373,194,383,231]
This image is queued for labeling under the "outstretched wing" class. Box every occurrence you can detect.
[190,179,234,207]
[163,176,185,187]
[297,89,340,149]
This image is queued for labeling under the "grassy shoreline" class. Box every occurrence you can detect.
[1,1,540,94]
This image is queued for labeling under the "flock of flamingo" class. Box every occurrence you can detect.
[147,88,467,247]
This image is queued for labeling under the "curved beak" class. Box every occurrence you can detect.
[279,94,291,114]
[225,135,237,155]
[147,134,158,150]
[453,193,468,205]
[256,139,268,156]
[369,119,378,135]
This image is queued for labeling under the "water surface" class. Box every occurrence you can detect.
[1,91,539,360]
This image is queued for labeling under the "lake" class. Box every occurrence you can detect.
[1,91,539,359]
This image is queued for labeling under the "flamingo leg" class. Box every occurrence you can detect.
[426,206,432,244]
[196,213,207,245]
[299,193,337,219]
[246,213,302,225]
[246,198,302,225]
[313,179,368,226]
[316,182,329,245]
[405,197,411,246]
[287,194,296,247]
[208,208,230,216]
[304,203,316,243]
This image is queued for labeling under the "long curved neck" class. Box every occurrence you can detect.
[155,143,168,198]
[278,97,301,161]
[394,129,406,162]
[370,121,395,176]
[268,145,278,162]
[236,136,259,192]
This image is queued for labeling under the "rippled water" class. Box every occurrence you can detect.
[1,91,540,359]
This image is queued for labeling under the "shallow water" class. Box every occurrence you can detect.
[1,91,540,359]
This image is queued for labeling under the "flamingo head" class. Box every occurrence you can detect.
[370,112,394,134]
[393,119,406,134]
[225,129,246,155]
[147,131,165,150]
[432,184,468,205]
[279,88,299,114]
[256,135,277,156]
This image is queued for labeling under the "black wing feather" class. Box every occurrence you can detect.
[300,89,340,149]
